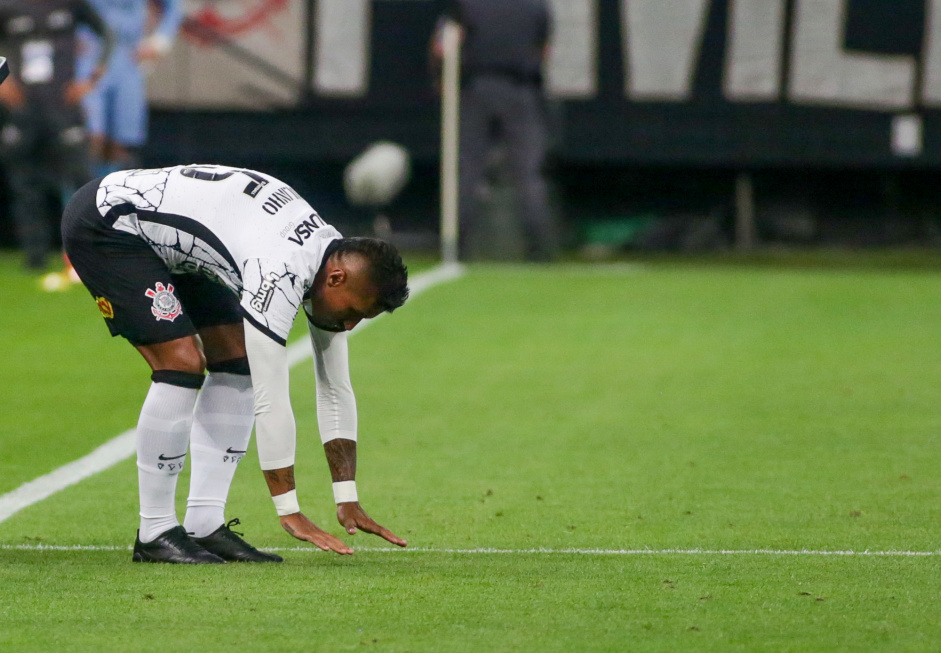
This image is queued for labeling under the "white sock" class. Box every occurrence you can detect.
[136,382,198,543]
[183,372,254,538]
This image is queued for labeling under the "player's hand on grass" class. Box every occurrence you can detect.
[337,502,407,547]
[279,512,353,555]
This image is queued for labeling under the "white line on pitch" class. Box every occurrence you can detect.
[0,263,466,525]
[2,544,938,557]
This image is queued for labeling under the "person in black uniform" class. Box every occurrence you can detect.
[0,0,113,270]
[433,0,557,262]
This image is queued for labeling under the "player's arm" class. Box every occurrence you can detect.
[243,319,353,554]
[309,323,407,547]
[74,0,114,80]
[138,0,184,62]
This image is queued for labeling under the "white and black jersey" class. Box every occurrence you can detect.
[96,164,340,345]
[64,165,359,473]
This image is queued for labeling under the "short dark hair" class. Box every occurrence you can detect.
[333,237,409,312]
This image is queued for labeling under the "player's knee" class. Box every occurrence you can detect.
[206,356,251,376]
[151,369,205,389]
[137,337,206,376]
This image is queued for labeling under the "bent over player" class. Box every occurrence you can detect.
[62,165,409,563]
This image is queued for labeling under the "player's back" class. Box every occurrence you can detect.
[98,165,339,291]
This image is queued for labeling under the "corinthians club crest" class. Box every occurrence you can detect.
[145,282,183,322]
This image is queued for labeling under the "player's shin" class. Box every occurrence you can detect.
[183,365,254,538]
[136,372,203,543]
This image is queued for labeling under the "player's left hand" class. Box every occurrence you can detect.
[63,79,94,105]
[337,502,407,547]
[136,41,162,63]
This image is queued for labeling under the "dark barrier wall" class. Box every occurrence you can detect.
[563,0,938,166]
[150,0,941,168]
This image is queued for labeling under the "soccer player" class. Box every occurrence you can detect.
[62,165,410,564]
[0,0,114,270]
[76,0,183,177]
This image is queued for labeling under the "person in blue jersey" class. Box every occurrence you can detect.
[76,0,182,177]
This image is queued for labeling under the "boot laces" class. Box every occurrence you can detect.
[225,518,244,537]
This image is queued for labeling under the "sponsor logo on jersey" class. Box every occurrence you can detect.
[244,177,269,198]
[95,296,114,319]
[286,214,325,245]
[145,282,183,322]
[262,186,301,215]
[250,272,280,313]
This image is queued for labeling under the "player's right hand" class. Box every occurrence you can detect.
[279,512,353,555]
[63,79,94,106]
[0,77,25,109]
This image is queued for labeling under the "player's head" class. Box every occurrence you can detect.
[308,238,409,332]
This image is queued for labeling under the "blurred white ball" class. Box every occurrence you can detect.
[344,141,411,208]
[40,272,69,292]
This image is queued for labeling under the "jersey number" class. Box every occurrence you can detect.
[180,166,270,198]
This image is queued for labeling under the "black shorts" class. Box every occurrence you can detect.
[62,179,242,346]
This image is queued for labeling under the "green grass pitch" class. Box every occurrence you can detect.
[1,251,940,651]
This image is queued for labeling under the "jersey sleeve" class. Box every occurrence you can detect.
[239,258,306,345]
[244,319,296,470]
[308,323,358,443]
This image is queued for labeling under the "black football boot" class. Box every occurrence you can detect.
[133,526,226,564]
[193,519,284,563]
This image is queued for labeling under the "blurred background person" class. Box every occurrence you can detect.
[76,0,182,178]
[0,0,113,271]
[432,0,557,262]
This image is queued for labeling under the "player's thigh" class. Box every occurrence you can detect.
[0,106,42,164]
[499,87,548,178]
[198,323,247,367]
[48,106,91,182]
[112,67,148,147]
[64,185,199,347]
[82,83,107,137]
[171,273,245,364]
[135,335,205,374]
[459,81,494,175]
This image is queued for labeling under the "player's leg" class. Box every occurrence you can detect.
[499,84,557,261]
[46,105,92,286]
[132,338,204,542]
[174,277,282,562]
[61,183,223,564]
[109,57,147,171]
[79,36,120,178]
[458,77,494,259]
[82,83,108,176]
[2,105,50,270]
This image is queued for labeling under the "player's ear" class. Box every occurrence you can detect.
[326,266,347,288]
